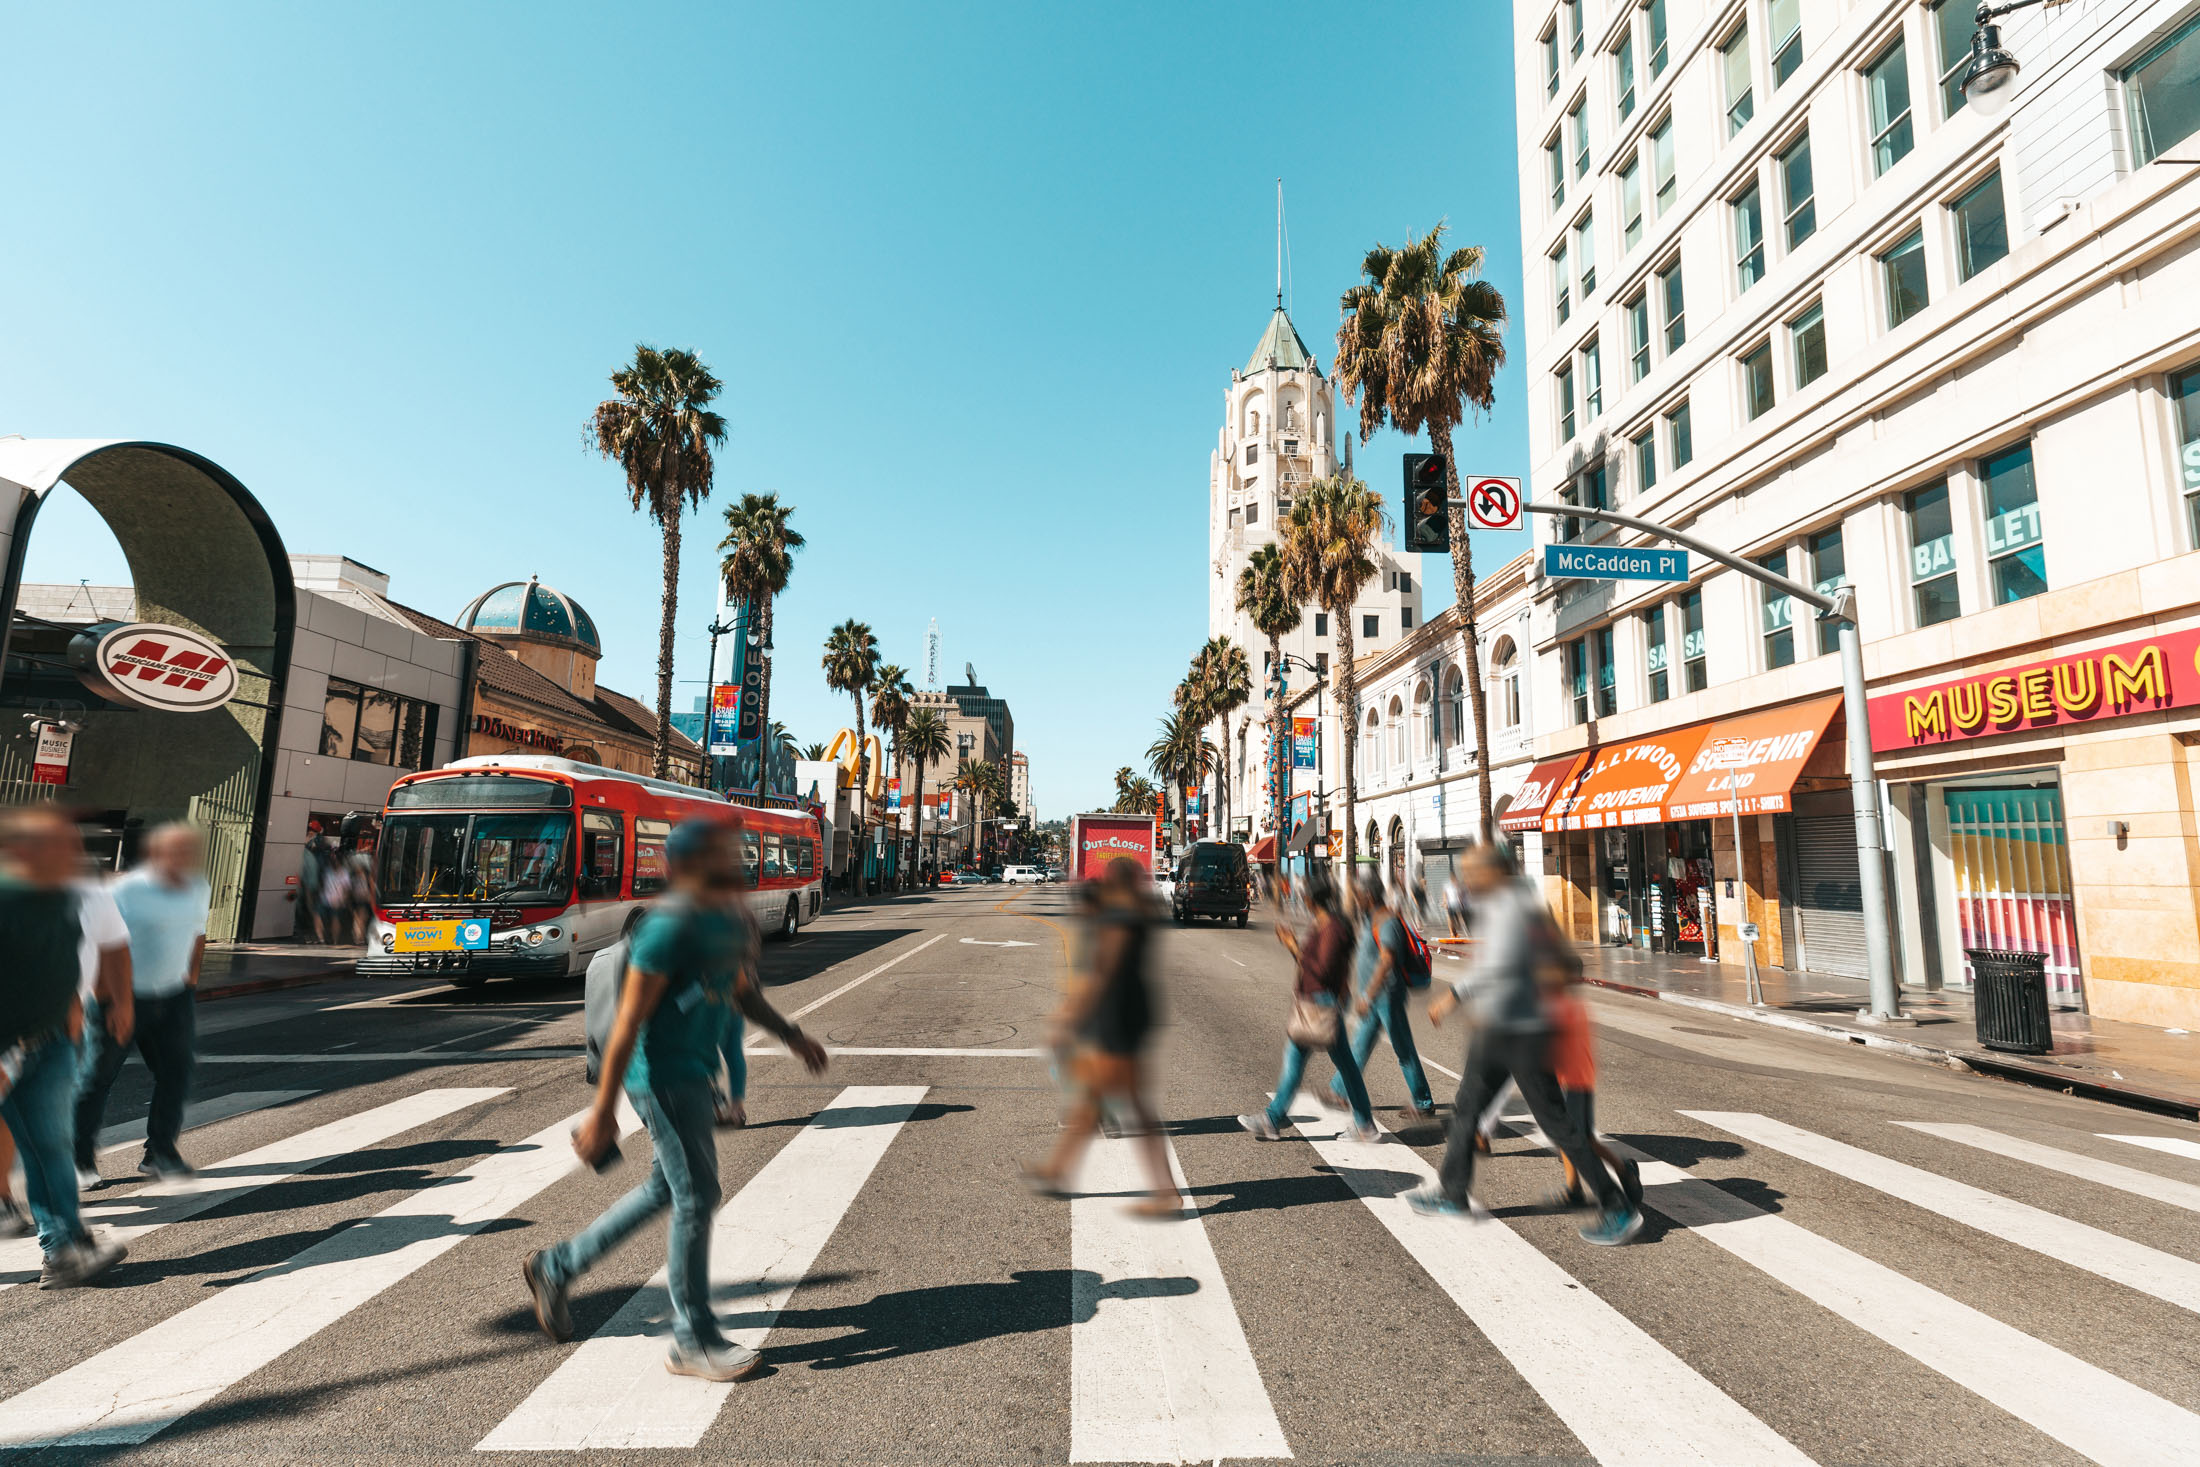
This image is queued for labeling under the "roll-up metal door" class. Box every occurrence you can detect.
[1784,813,1869,978]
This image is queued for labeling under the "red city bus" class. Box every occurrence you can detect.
[365,755,824,988]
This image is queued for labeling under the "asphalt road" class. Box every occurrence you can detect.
[5,882,2198,1466]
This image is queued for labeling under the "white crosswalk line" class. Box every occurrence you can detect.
[1070,1134,1290,1463]
[0,1087,505,1291]
[96,1088,316,1150]
[1899,1122,2200,1214]
[0,1097,643,1448]
[1617,1140,2200,1467]
[1685,1112,2200,1315]
[1292,1094,1812,1467]
[2106,1133,2200,1164]
[477,1085,926,1452]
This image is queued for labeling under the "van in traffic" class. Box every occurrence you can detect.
[1173,840,1251,926]
[1002,864,1044,884]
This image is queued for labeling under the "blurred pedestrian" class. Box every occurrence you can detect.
[0,807,126,1287]
[1412,844,1641,1246]
[1442,871,1472,939]
[67,859,134,1191]
[1020,859,1179,1215]
[76,824,209,1182]
[1238,871,1380,1145]
[1543,980,1642,1211]
[342,843,376,945]
[300,823,335,943]
[1333,872,1437,1121]
[526,817,827,1380]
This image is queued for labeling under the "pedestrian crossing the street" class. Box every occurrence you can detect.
[6,1075,2200,1464]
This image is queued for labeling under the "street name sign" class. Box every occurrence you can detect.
[1466,476,1522,529]
[1543,544,1688,582]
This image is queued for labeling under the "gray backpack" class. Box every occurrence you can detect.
[583,938,629,1085]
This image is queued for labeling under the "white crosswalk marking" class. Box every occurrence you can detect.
[96,1088,316,1150]
[1617,1140,2200,1467]
[0,1097,643,1448]
[476,1085,926,1452]
[0,1087,505,1291]
[1292,1094,1813,1467]
[1070,1134,1290,1463]
[2105,1133,2200,1164]
[1899,1122,2200,1214]
[1685,1112,2200,1315]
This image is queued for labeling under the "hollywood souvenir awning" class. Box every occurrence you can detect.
[1662,694,1845,820]
[1497,754,1590,832]
[1542,722,1716,832]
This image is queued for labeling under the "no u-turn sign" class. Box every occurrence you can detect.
[1466,477,1523,529]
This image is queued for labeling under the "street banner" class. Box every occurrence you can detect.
[1543,544,1689,582]
[887,778,902,811]
[1291,717,1317,769]
[30,724,74,786]
[709,683,740,755]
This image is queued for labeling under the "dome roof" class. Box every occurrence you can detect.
[456,576,601,655]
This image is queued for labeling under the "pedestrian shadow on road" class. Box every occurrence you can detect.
[740,1101,975,1132]
[1610,1132,1746,1168]
[1183,1164,1420,1216]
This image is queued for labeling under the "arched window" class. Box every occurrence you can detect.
[1491,636,1520,729]
[1388,695,1408,767]
[1363,706,1382,779]
[1413,678,1436,758]
[1366,819,1381,855]
[1443,666,1466,747]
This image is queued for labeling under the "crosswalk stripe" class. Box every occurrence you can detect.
[1070,1134,1290,1463]
[0,1087,505,1291]
[96,1088,316,1150]
[0,1097,643,1448]
[1684,1112,2200,1315]
[1618,1140,2200,1467]
[476,1085,927,1452]
[1291,1094,1813,1467]
[1899,1122,2200,1214]
[2105,1133,2200,1164]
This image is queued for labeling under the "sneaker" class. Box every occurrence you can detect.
[0,1198,32,1239]
[1618,1158,1644,1209]
[74,1166,102,1193]
[1578,1204,1645,1247]
[1235,1112,1280,1141]
[137,1154,194,1181]
[665,1340,762,1382]
[522,1250,572,1342]
[1346,1121,1384,1145]
[1404,1186,1468,1218]
[39,1234,127,1289]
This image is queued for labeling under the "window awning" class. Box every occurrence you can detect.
[1543,723,1715,832]
[1249,834,1277,863]
[1498,754,1589,832]
[1664,694,1845,820]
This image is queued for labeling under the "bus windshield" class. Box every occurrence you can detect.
[377,811,575,905]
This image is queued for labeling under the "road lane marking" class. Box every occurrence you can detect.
[960,937,1036,947]
[1293,1093,1811,1466]
[744,1045,1046,1058]
[1615,1136,2200,1467]
[96,1089,314,1151]
[1,1087,506,1292]
[1070,1135,1289,1463]
[477,1085,927,1451]
[1686,1112,2200,1315]
[782,932,950,1023]
[196,1050,581,1063]
[1899,1123,2200,1214]
[0,1097,642,1447]
[2105,1133,2200,1164]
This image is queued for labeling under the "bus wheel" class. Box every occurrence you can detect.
[780,898,799,941]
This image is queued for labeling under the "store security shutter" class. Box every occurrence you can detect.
[1789,813,1869,978]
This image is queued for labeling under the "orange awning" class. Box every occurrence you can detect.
[1498,754,1589,832]
[1543,723,1715,832]
[1665,694,1844,820]
[1249,834,1277,863]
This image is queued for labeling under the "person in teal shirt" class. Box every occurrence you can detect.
[524,817,825,1381]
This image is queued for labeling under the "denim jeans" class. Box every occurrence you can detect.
[1264,995,1374,1129]
[539,1079,724,1354]
[717,1012,746,1103]
[1436,1027,1618,1212]
[75,992,197,1169]
[1334,983,1436,1112]
[2,1033,85,1255]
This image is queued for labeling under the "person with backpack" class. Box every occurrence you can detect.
[528,816,828,1380]
[1237,871,1380,1145]
[1409,843,1642,1247]
[1331,871,1437,1121]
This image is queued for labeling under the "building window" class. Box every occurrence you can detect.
[1557,479,1584,542]
[1626,293,1651,381]
[1667,398,1694,467]
[1791,301,1827,388]
[1769,0,1803,85]
[1388,697,1408,766]
[1632,425,1658,493]
[1363,709,1381,778]
[1543,25,1562,97]
[1733,185,1765,292]
[1566,638,1590,724]
[1759,549,1796,668]
[1880,227,1930,327]
[1582,338,1603,419]
[1679,589,1708,691]
[1621,158,1643,251]
[1558,363,1577,440]
[1245,443,1258,465]
[1742,340,1775,420]
[2126,12,2200,165]
[1315,651,1328,677]
[1593,627,1618,716]
[1866,38,1915,176]
[1645,605,1670,702]
[1646,0,1669,77]
[1445,664,1467,739]
[1581,459,1610,511]
[1245,500,1259,525]
[1575,211,1597,296]
[321,675,437,768]
[1650,115,1676,215]
[1779,131,1816,247]
[1982,442,2047,603]
[1553,242,1571,324]
[2176,367,2200,546]
[1810,525,1848,655]
[1415,680,1436,756]
[1952,170,2009,280]
[1547,137,1566,212]
[1570,97,1590,179]
[1363,614,1380,639]
[1907,480,1960,626]
[1401,606,1415,629]
[1933,0,1975,116]
[1616,32,1638,120]
[1722,22,1754,135]
[1566,0,1583,58]
[1314,611,1328,636]
[1659,254,1685,350]
[1399,571,1412,593]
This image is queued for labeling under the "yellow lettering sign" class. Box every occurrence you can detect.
[1986,676,2021,726]
[2103,645,2166,706]
[1904,692,1946,740]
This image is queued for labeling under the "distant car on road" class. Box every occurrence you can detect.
[1173,841,1251,927]
[1002,865,1043,884]
[1150,867,1176,905]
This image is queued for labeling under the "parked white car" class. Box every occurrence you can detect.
[1002,865,1045,884]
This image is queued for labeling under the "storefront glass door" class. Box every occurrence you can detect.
[1944,785,2082,1000]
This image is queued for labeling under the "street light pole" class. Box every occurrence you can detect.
[1495,500,1903,1021]
[703,613,736,794]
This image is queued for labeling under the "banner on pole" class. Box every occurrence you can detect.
[709,684,741,755]
[1291,717,1317,770]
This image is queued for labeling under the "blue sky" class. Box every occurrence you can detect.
[6,2,1529,819]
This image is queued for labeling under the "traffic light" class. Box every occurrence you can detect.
[1403,453,1450,553]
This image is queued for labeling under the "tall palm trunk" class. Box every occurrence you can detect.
[1335,608,1358,869]
[913,754,927,876]
[1216,715,1229,839]
[653,504,681,780]
[851,693,869,841]
[1268,632,1285,840]
[757,595,776,793]
[1431,424,1493,841]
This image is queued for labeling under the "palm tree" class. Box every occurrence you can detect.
[800,741,829,762]
[1146,709,1214,850]
[821,620,881,838]
[1112,765,1140,809]
[1200,637,1251,839]
[903,706,951,877]
[589,345,727,778]
[1281,472,1384,870]
[718,493,805,786]
[869,663,913,882]
[1236,544,1302,841]
[1335,223,1508,839]
[1112,775,1157,814]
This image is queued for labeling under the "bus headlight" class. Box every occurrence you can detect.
[526,930,545,946]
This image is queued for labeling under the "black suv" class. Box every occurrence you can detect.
[1173,841,1251,926]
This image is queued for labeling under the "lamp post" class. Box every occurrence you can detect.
[1958,0,2059,116]
[1273,652,1330,868]
[703,613,737,793]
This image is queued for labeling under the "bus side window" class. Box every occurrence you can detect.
[581,812,624,898]
[740,830,761,887]
[633,818,671,897]
[761,833,784,881]
[796,837,813,877]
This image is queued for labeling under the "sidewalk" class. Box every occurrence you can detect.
[197,941,362,1000]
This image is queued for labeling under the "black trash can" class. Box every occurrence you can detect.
[1968,948,2053,1054]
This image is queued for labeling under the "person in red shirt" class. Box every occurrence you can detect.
[1543,983,1642,1210]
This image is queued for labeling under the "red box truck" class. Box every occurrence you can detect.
[1069,812,1157,881]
